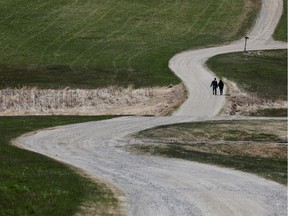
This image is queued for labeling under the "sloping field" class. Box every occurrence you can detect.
[0,0,259,88]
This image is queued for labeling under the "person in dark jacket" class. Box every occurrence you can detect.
[218,80,224,95]
[210,78,218,95]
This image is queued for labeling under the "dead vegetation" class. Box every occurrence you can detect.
[173,143,287,159]
[128,118,287,184]
[0,77,286,117]
[0,84,186,116]
[133,119,287,143]
[220,78,287,116]
[131,119,287,158]
[129,142,287,160]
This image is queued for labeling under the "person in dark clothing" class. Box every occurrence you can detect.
[210,78,218,95]
[218,80,224,95]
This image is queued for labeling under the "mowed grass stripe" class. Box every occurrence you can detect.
[5,1,105,60]
[119,1,220,69]
[40,2,115,63]
[10,3,79,56]
[70,1,179,66]
[48,2,116,63]
[89,1,186,67]
[0,0,259,88]
[119,1,225,71]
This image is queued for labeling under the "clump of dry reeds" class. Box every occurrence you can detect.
[0,84,186,116]
[0,86,154,113]
[221,78,287,116]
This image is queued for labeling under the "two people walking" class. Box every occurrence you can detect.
[210,78,224,95]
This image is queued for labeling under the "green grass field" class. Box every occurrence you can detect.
[0,116,120,216]
[0,0,260,88]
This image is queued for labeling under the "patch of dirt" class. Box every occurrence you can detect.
[0,84,186,116]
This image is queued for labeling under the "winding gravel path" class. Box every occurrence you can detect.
[15,0,287,215]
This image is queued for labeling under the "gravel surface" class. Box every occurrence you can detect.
[15,0,287,215]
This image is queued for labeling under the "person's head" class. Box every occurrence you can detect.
[214,78,216,81]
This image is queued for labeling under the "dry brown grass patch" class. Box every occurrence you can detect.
[220,78,287,116]
[181,143,287,159]
[0,84,186,116]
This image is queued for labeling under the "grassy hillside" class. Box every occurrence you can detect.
[0,0,260,88]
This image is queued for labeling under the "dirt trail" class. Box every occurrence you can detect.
[169,0,286,117]
[14,0,287,215]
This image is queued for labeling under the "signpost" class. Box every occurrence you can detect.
[244,36,249,52]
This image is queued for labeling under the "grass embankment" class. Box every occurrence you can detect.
[0,0,260,89]
[0,116,120,216]
[130,120,287,185]
[207,49,287,116]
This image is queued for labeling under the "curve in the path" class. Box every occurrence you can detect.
[170,0,286,117]
[16,116,287,216]
[15,0,287,215]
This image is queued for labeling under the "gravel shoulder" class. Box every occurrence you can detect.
[14,0,287,215]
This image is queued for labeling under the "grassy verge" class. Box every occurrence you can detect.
[248,108,287,117]
[0,0,260,89]
[273,0,287,41]
[130,120,287,185]
[0,116,120,216]
[207,50,287,101]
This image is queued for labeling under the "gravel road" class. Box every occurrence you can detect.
[15,0,287,215]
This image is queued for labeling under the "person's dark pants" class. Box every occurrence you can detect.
[219,88,223,95]
[213,87,217,95]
